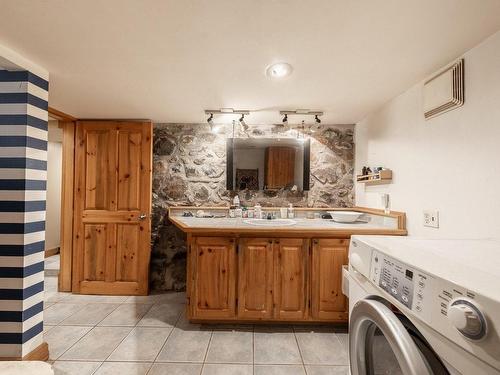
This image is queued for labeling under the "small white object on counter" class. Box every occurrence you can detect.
[328,210,364,223]
[287,203,294,219]
[280,207,288,218]
[254,203,262,219]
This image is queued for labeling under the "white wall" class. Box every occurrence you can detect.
[45,121,62,251]
[355,30,500,238]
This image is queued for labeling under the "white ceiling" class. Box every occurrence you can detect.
[1,0,500,124]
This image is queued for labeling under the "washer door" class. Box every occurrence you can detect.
[350,298,448,375]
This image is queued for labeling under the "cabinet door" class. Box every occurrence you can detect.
[238,238,274,319]
[274,238,308,320]
[311,238,349,321]
[191,237,237,319]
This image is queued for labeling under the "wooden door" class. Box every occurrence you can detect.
[265,147,295,188]
[274,238,308,320]
[238,238,274,320]
[311,238,349,320]
[191,237,237,319]
[73,121,152,295]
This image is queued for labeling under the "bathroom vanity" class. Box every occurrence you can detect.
[169,207,406,324]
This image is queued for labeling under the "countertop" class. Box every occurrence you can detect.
[169,213,407,236]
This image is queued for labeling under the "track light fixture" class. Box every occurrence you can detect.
[204,109,250,133]
[279,110,323,126]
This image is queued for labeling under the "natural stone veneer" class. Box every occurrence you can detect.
[151,123,354,291]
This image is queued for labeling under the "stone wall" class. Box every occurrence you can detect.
[150,123,354,291]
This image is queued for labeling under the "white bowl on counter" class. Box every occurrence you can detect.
[327,210,364,223]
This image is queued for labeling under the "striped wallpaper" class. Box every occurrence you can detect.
[0,70,48,358]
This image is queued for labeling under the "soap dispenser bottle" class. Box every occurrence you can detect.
[254,203,262,219]
[287,204,294,219]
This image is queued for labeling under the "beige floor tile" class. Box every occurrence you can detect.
[107,327,172,362]
[201,364,252,375]
[93,362,152,375]
[44,302,55,310]
[148,363,202,375]
[305,365,350,375]
[60,303,120,326]
[295,331,348,365]
[124,294,161,304]
[156,327,212,363]
[254,365,306,375]
[137,303,184,327]
[63,294,129,304]
[205,329,253,364]
[44,325,92,360]
[154,292,186,305]
[44,291,71,303]
[254,328,302,364]
[98,303,152,326]
[52,361,102,375]
[59,326,132,361]
[44,303,85,324]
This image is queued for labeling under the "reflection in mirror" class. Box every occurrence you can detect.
[226,138,310,191]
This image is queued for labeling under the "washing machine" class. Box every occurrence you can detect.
[343,235,500,375]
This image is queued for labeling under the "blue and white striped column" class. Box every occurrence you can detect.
[0,70,48,359]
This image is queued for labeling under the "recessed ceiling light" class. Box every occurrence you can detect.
[266,62,293,79]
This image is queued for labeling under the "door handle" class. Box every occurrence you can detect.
[138,214,147,221]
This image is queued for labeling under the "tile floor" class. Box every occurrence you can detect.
[43,274,350,375]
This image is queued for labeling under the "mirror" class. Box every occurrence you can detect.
[226,138,310,191]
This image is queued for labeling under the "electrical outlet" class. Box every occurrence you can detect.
[423,210,439,228]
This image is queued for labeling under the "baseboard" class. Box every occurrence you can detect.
[0,342,49,361]
[45,247,59,258]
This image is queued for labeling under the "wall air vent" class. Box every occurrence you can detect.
[423,59,464,120]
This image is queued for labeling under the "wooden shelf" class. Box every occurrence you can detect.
[356,169,392,185]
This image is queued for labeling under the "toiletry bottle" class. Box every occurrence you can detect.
[229,205,235,218]
[287,204,294,219]
[280,207,288,219]
[254,203,262,219]
[233,195,240,208]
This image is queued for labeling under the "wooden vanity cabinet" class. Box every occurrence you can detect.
[190,236,237,319]
[188,235,348,323]
[310,238,349,321]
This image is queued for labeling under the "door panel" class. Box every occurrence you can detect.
[73,121,152,295]
[83,224,107,281]
[115,224,140,282]
[117,130,142,210]
[84,130,115,210]
[238,238,274,319]
[192,237,236,319]
[311,238,349,320]
[274,238,308,320]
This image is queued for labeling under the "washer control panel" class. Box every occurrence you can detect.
[369,251,432,322]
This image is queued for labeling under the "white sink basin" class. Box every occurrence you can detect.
[244,218,297,227]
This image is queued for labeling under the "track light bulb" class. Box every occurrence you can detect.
[282,114,288,126]
[239,114,249,131]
